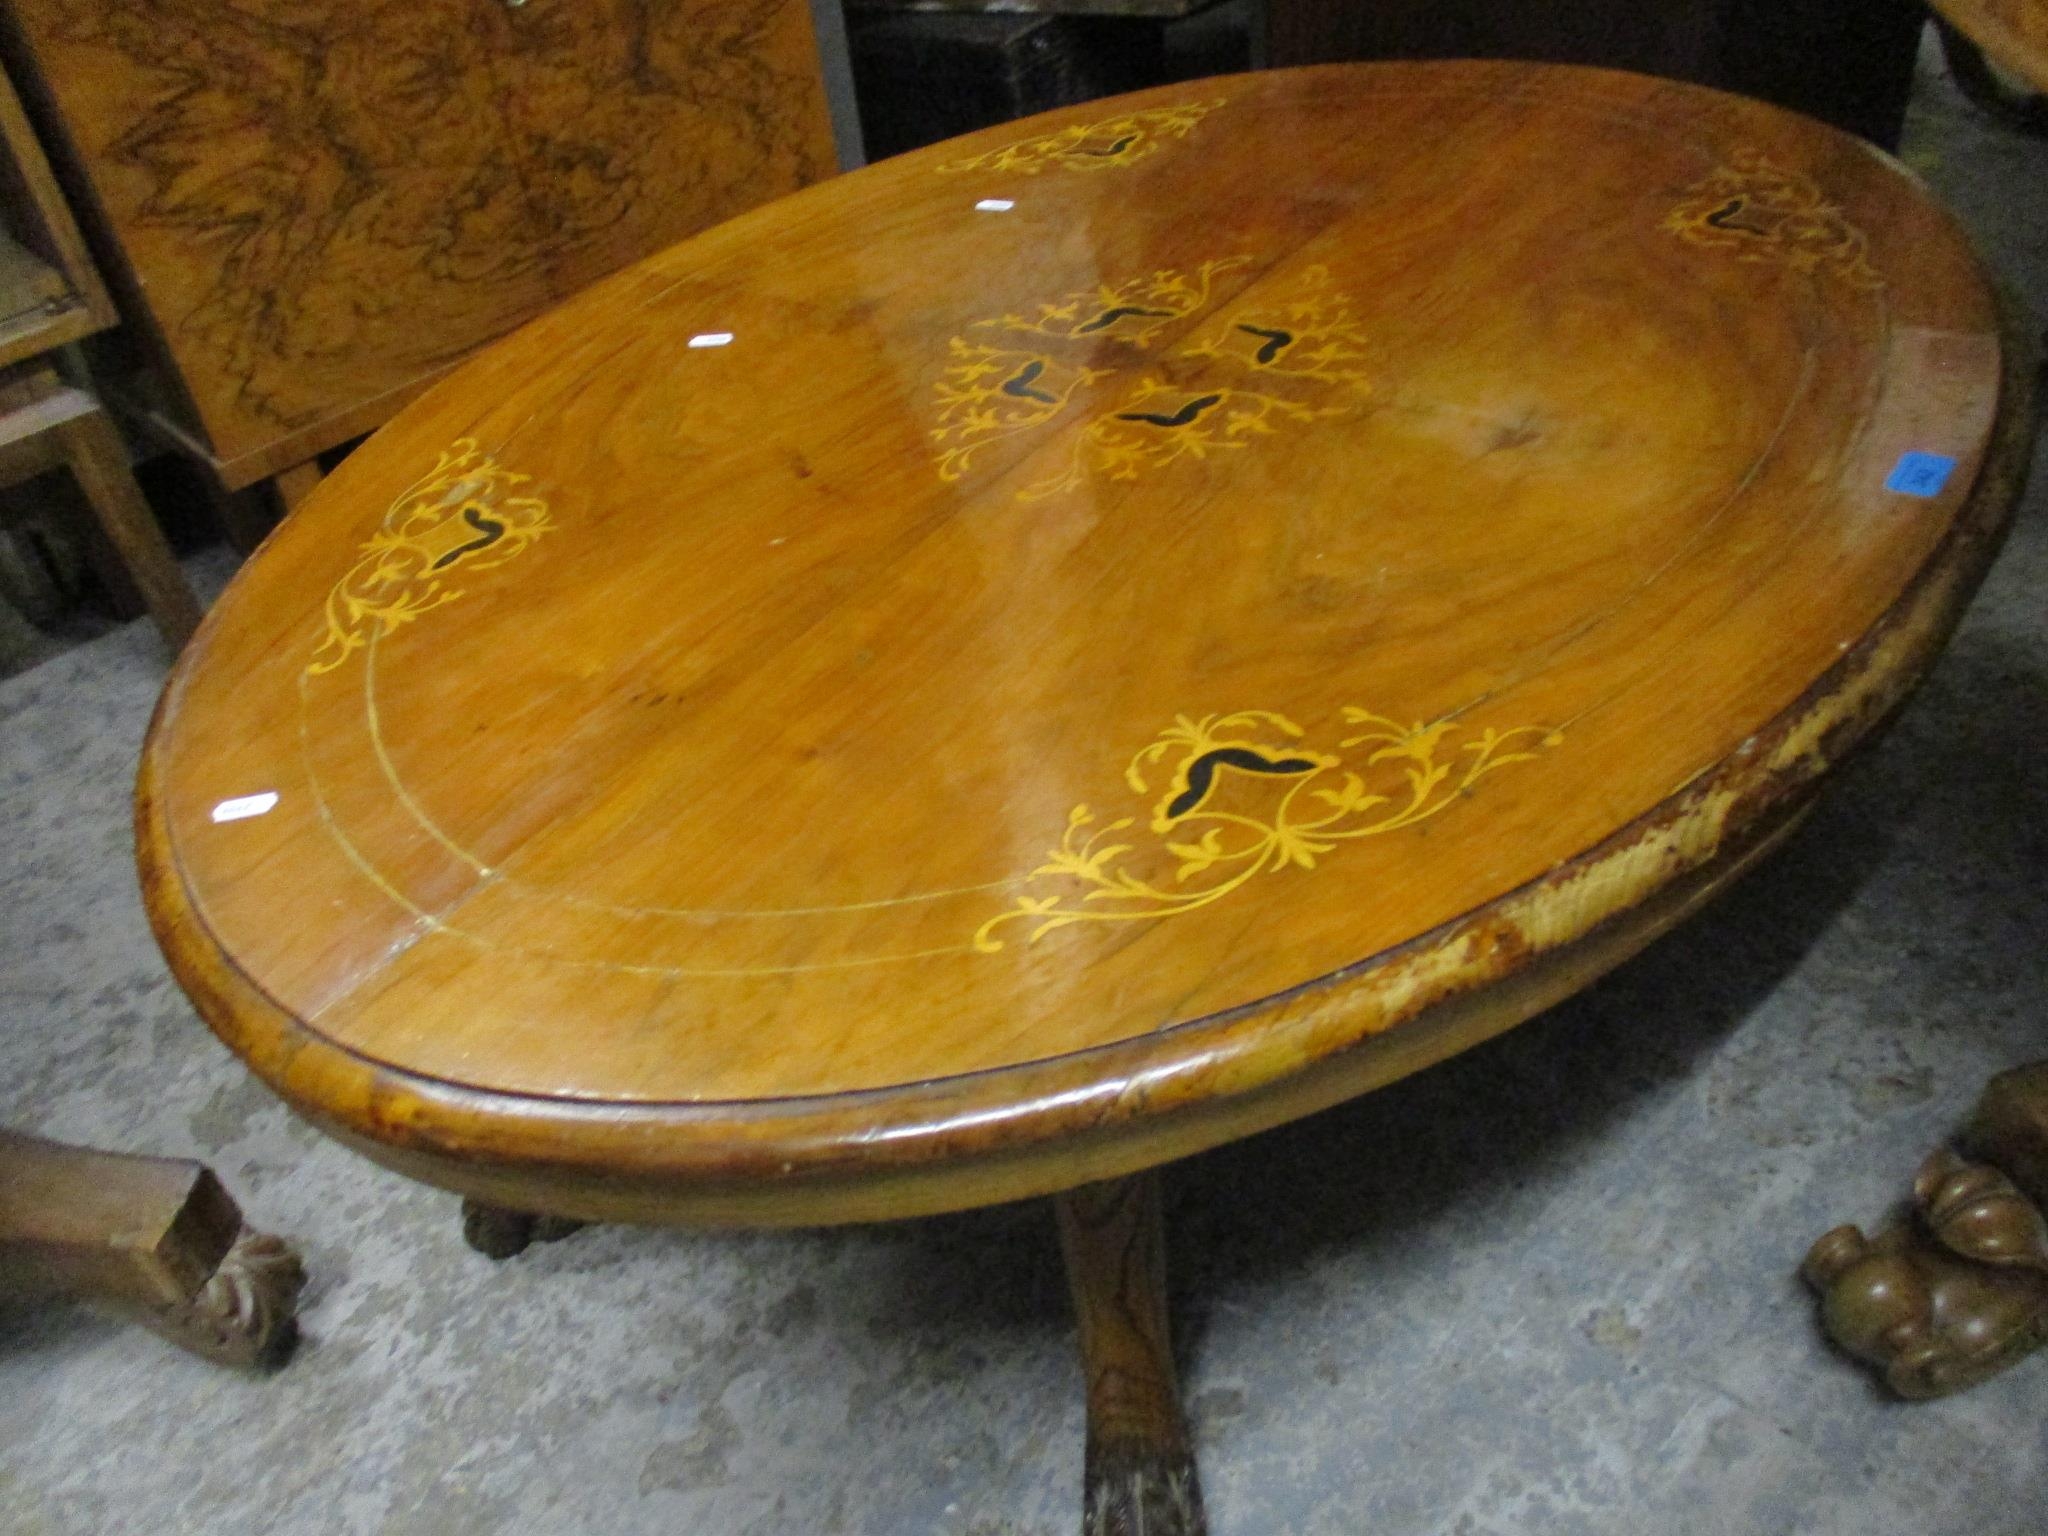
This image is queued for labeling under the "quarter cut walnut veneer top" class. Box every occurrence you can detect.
[139,64,2019,1221]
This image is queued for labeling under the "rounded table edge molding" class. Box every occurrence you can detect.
[133,284,2036,1226]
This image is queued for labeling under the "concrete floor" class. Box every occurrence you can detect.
[4,36,2047,1536]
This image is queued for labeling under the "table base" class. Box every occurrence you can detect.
[460,1198,586,1261]
[437,1066,2048,1514]
[1804,1061,2048,1397]
[466,1171,1209,1533]
[1057,1173,1207,1536]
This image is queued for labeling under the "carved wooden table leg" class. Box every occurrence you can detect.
[459,1197,584,1260]
[1054,1173,1206,1536]
[0,1128,305,1367]
[1803,1061,2048,1397]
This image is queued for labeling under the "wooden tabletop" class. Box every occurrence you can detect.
[139,63,2022,1223]
[1930,0,2048,92]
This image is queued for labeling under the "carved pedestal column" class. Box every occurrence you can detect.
[1054,1173,1206,1536]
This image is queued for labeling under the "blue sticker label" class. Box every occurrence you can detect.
[1885,452,1957,498]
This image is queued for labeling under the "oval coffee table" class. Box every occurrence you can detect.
[137,62,2030,1532]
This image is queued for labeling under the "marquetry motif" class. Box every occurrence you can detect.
[1663,151,1883,289]
[931,345,1110,485]
[973,708,1561,952]
[1020,379,1339,501]
[1180,265,1374,393]
[307,439,552,675]
[931,261,1375,499]
[931,259,1248,484]
[938,99,1226,177]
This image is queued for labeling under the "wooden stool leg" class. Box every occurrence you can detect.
[205,458,324,557]
[54,407,202,650]
[1054,1172,1207,1536]
[273,458,324,514]
[1803,1060,2048,1398]
[459,1197,584,1260]
[0,1129,305,1368]
[205,480,276,556]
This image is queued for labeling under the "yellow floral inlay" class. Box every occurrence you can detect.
[930,259,1249,484]
[931,260,1376,498]
[1016,379,1338,501]
[938,99,1226,177]
[308,439,552,675]
[1663,150,1882,290]
[1180,264,1374,394]
[973,709,1562,952]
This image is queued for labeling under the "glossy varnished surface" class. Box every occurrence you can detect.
[141,64,2017,1217]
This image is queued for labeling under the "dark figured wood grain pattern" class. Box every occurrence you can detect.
[5,0,837,482]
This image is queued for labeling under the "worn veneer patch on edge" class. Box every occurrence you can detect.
[1851,326,2001,503]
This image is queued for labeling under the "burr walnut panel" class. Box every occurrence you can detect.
[5,0,836,479]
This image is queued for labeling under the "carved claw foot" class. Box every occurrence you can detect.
[460,1198,585,1260]
[1056,1174,1208,1536]
[129,1226,307,1369]
[0,1130,306,1370]
[1084,1444,1205,1536]
[1803,1148,2048,1398]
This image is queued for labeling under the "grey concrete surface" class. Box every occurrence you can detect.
[3,34,2046,1536]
